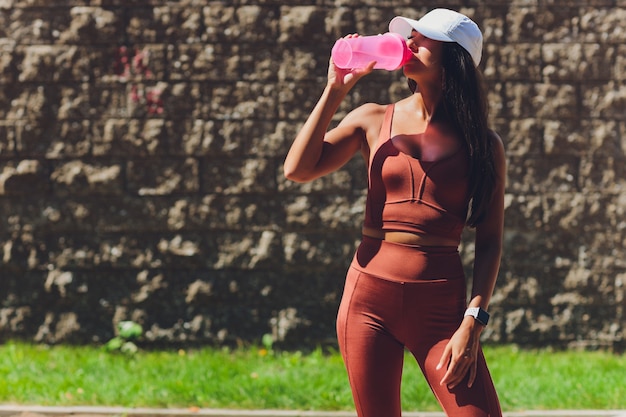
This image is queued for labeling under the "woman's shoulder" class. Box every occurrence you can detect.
[487,129,505,154]
[487,129,506,174]
[340,102,389,133]
[338,103,390,156]
[348,102,389,119]
[487,128,502,142]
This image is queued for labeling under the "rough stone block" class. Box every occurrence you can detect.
[504,194,543,229]
[507,154,580,193]
[580,154,626,194]
[0,159,49,195]
[542,43,614,81]
[580,7,626,43]
[582,82,626,120]
[542,119,587,156]
[211,119,283,157]
[505,82,578,119]
[16,120,92,158]
[485,44,542,81]
[283,193,366,231]
[127,157,199,195]
[499,118,543,156]
[0,41,16,84]
[0,122,16,155]
[95,118,169,157]
[505,6,545,42]
[282,232,358,268]
[57,6,123,44]
[165,118,215,156]
[278,6,328,45]
[210,82,277,120]
[616,44,626,80]
[202,157,275,194]
[51,160,124,195]
[167,44,241,81]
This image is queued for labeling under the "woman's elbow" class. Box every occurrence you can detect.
[475,239,502,259]
[283,165,314,183]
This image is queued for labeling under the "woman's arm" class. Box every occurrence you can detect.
[437,130,506,389]
[283,57,377,183]
[468,130,506,313]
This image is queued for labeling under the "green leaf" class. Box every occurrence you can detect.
[105,336,123,351]
[117,321,143,340]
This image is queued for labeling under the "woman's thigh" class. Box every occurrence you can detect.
[336,268,406,417]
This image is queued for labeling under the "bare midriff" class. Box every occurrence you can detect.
[361,226,459,247]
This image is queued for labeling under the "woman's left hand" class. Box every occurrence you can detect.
[436,317,483,389]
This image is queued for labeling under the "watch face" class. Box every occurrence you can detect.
[477,309,490,325]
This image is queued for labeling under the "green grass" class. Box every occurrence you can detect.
[0,342,624,411]
[487,346,626,410]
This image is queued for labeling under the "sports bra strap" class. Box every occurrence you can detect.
[373,104,394,156]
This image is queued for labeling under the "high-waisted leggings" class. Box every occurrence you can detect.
[336,236,501,417]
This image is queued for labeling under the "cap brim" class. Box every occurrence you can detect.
[389,16,454,43]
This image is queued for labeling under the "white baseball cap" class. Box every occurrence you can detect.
[389,8,483,66]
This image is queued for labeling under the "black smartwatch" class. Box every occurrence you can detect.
[464,307,490,326]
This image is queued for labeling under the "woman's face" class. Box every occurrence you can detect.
[403,30,444,78]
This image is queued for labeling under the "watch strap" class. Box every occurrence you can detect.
[464,307,490,326]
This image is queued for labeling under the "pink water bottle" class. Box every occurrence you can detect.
[331,32,413,71]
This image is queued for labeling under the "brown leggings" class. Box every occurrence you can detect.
[336,237,502,417]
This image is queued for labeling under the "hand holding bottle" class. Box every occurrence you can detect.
[331,32,413,71]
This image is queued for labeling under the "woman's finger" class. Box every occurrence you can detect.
[436,342,452,372]
[447,358,469,388]
[467,357,478,388]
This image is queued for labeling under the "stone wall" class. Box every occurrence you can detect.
[0,0,625,350]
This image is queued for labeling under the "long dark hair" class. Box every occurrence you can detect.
[408,42,496,227]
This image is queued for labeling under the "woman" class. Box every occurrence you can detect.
[284,8,504,417]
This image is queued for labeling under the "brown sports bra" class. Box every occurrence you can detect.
[363,104,470,243]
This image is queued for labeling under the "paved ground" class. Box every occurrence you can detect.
[1,406,625,417]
